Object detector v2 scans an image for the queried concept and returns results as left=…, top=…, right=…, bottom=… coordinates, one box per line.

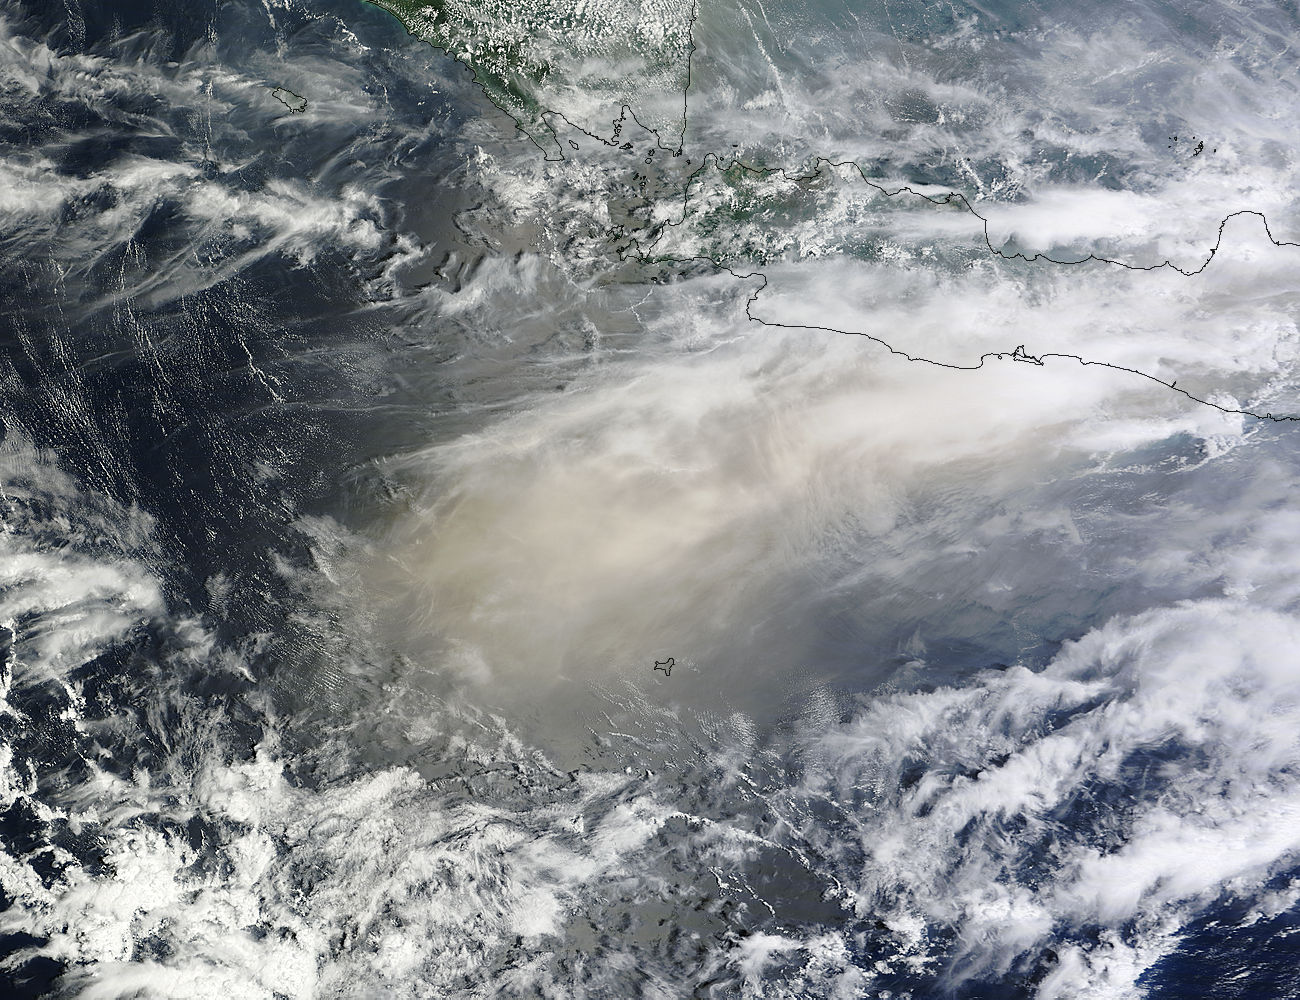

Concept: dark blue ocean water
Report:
left=2, top=0, right=1300, bottom=995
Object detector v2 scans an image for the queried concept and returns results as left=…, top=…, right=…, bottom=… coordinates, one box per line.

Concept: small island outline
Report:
left=272, top=87, right=308, bottom=113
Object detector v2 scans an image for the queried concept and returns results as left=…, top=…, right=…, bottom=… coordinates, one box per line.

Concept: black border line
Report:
left=627, top=154, right=1300, bottom=421
left=376, top=0, right=1299, bottom=423
left=364, top=0, right=697, bottom=159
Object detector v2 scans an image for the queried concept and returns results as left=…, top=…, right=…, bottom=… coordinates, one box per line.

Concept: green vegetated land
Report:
left=367, top=0, right=693, bottom=147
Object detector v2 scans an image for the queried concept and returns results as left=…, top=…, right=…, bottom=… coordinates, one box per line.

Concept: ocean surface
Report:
left=3, top=0, right=1300, bottom=995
